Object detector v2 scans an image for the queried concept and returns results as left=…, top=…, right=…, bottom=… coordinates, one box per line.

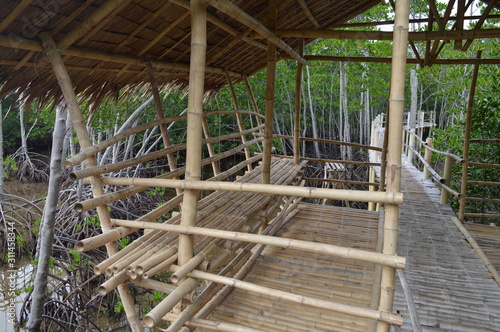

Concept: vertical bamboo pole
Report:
left=377, top=0, right=410, bottom=330
left=262, top=0, right=277, bottom=184
left=368, top=168, right=376, bottom=211
left=146, top=63, right=183, bottom=195
left=293, top=39, right=304, bottom=165
left=423, top=138, right=433, bottom=180
left=459, top=51, right=481, bottom=221
left=407, top=129, right=415, bottom=163
left=225, top=70, right=252, bottom=171
left=201, top=117, right=220, bottom=176
left=178, top=0, right=207, bottom=266
left=440, top=150, right=454, bottom=205
left=39, top=32, right=143, bottom=332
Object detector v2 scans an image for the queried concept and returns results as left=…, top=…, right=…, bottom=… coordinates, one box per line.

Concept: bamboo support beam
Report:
left=168, top=265, right=403, bottom=326
left=275, top=28, right=500, bottom=41
left=103, top=178, right=403, bottom=204
left=377, top=0, right=410, bottom=330
left=293, top=39, right=304, bottom=165
left=201, top=117, right=221, bottom=176
left=459, top=51, right=481, bottom=221
left=39, top=32, right=142, bottom=331
left=112, top=219, right=406, bottom=269
left=200, top=0, right=306, bottom=65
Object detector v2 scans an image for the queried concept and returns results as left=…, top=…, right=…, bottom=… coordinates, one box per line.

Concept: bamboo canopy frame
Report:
left=2, top=1, right=500, bottom=331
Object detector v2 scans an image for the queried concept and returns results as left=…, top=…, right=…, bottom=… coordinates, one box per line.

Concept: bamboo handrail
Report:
left=404, top=143, right=444, bottom=183
left=465, top=196, right=500, bottom=204
left=71, top=131, right=263, bottom=180
left=111, top=219, right=406, bottom=269
left=270, top=133, right=383, bottom=152
left=102, top=178, right=403, bottom=204
left=467, top=180, right=500, bottom=187
left=469, top=139, right=500, bottom=144
left=464, top=213, right=500, bottom=219
left=404, top=129, right=462, bottom=162
left=273, top=154, right=381, bottom=167
left=303, top=177, right=380, bottom=187
left=167, top=265, right=403, bottom=326
left=66, top=110, right=263, bottom=167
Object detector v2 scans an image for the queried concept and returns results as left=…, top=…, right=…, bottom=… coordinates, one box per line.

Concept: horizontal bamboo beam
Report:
left=275, top=28, right=500, bottom=41
left=465, top=196, right=500, bottom=204
left=303, top=177, right=380, bottom=187
left=469, top=139, right=500, bottom=144
left=464, top=213, right=500, bottom=219
left=167, top=265, right=403, bottom=325
left=291, top=55, right=500, bottom=65
left=112, top=219, right=406, bottom=269
left=0, top=34, right=242, bottom=78
left=270, top=133, right=383, bottom=151
left=468, top=162, right=500, bottom=169
left=103, top=178, right=403, bottom=204
left=273, top=154, right=380, bottom=167
left=467, top=180, right=500, bottom=187
left=405, top=129, right=462, bottom=162
left=200, top=0, right=307, bottom=65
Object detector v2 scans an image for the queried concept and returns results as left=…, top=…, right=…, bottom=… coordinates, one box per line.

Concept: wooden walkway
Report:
left=393, top=161, right=500, bottom=331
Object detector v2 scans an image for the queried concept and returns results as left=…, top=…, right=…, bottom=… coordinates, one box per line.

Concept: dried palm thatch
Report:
left=0, top=0, right=381, bottom=108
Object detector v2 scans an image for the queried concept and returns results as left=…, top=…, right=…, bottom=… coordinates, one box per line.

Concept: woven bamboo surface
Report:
left=393, top=161, right=500, bottom=331
left=203, top=203, right=381, bottom=332
left=464, top=223, right=500, bottom=276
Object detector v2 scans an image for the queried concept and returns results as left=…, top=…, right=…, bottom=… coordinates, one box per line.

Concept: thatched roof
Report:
left=0, top=0, right=382, bottom=106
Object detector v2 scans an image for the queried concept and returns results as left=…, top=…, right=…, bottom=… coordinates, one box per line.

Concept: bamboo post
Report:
left=225, top=70, right=252, bottom=171
left=418, top=112, right=425, bottom=148
left=293, top=39, right=304, bottom=165
left=440, top=150, right=454, bottom=204
left=146, top=62, right=182, bottom=195
left=459, top=51, right=481, bottom=221
left=262, top=0, right=277, bottom=184
left=178, top=0, right=207, bottom=268
left=377, top=0, right=410, bottom=330
left=39, top=32, right=143, bottom=332
left=423, top=138, right=433, bottom=180
left=407, top=129, right=415, bottom=163
left=368, top=167, right=376, bottom=211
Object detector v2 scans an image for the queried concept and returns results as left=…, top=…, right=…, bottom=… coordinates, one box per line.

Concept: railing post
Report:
left=423, top=138, right=433, bottom=180
left=441, top=149, right=454, bottom=205
left=368, top=167, right=376, bottom=211
left=407, top=129, right=415, bottom=163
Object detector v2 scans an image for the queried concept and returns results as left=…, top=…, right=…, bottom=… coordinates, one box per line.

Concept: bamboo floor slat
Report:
left=201, top=204, right=381, bottom=331
left=392, top=160, right=500, bottom=331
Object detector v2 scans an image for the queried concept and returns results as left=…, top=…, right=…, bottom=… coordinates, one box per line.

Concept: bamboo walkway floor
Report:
left=203, top=204, right=381, bottom=332
left=393, top=160, right=500, bottom=331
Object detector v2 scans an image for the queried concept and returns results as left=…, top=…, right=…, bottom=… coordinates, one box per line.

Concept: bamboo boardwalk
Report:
left=393, top=160, right=500, bottom=331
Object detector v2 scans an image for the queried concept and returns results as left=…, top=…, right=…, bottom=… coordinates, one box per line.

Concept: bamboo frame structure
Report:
left=459, top=51, right=481, bottom=221
left=293, top=39, right=303, bottom=165
left=39, top=32, right=143, bottom=331
left=377, top=0, right=410, bottom=331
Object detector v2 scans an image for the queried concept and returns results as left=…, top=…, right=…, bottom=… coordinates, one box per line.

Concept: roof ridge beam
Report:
left=200, top=0, right=307, bottom=65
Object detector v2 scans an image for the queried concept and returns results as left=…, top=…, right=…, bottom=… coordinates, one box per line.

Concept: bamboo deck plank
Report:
left=392, top=160, right=500, bottom=331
